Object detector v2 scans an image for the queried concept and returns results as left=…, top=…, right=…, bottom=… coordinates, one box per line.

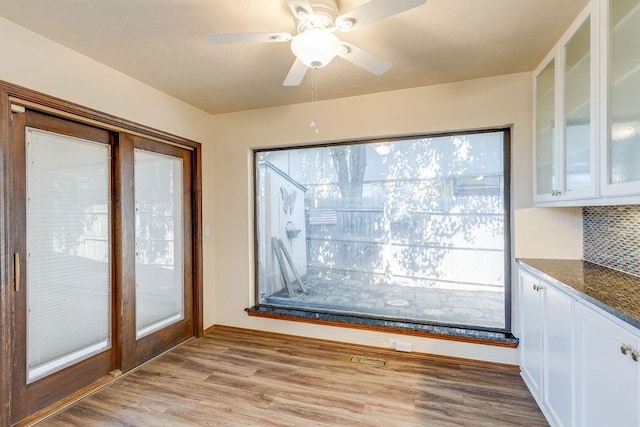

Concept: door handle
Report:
left=14, top=252, right=20, bottom=292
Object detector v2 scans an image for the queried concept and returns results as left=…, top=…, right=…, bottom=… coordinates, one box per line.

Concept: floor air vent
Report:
left=348, top=355, right=387, bottom=367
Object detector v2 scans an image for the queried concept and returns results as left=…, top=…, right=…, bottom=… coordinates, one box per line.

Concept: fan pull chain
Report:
left=310, top=68, right=319, bottom=135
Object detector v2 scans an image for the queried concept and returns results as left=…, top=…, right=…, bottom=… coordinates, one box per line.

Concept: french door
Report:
left=10, top=110, right=115, bottom=421
left=131, top=137, right=193, bottom=365
left=10, top=109, right=194, bottom=422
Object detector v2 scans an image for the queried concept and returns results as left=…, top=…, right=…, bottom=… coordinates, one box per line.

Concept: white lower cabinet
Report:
left=574, top=302, right=640, bottom=427
left=520, top=271, right=544, bottom=400
left=520, top=267, right=640, bottom=426
left=519, top=269, right=574, bottom=427
left=542, top=284, right=574, bottom=427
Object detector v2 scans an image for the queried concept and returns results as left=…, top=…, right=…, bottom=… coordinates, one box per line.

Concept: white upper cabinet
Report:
left=600, top=0, right=640, bottom=197
left=534, top=0, right=640, bottom=205
left=534, top=4, right=597, bottom=204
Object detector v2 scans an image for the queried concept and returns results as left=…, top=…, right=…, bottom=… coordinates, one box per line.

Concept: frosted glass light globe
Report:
left=291, top=28, right=341, bottom=68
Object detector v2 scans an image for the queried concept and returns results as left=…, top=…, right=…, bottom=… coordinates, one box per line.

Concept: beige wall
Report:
left=1, top=15, right=584, bottom=365
left=515, top=207, right=583, bottom=259
left=0, top=17, right=217, bottom=326
left=212, top=72, right=585, bottom=364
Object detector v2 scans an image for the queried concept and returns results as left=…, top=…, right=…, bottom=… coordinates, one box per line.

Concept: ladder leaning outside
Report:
left=271, top=237, right=306, bottom=297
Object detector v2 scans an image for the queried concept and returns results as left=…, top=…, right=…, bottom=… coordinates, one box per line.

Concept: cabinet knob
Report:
left=621, top=344, right=632, bottom=355
left=632, top=349, right=639, bottom=362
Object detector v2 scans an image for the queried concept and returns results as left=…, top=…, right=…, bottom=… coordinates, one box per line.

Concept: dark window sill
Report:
left=246, top=305, right=518, bottom=348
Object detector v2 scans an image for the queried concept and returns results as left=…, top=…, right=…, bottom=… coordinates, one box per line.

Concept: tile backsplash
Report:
left=583, top=205, right=640, bottom=276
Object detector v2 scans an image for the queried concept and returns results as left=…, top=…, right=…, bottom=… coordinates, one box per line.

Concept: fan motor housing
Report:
left=295, top=0, right=339, bottom=33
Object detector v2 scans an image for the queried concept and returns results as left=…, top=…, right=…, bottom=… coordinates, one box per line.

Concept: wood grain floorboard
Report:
left=38, top=328, right=547, bottom=426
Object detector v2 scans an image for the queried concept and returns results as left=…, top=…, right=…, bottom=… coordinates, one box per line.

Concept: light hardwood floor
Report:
left=38, top=327, right=548, bottom=426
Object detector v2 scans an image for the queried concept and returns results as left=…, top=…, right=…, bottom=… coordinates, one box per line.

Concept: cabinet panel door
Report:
left=574, top=302, right=639, bottom=427
left=603, top=0, right=640, bottom=196
left=520, top=271, right=543, bottom=399
left=543, top=285, right=574, bottom=427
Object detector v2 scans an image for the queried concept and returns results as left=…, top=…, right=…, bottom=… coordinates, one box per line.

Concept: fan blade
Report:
left=207, top=32, right=292, bottom=44
left=336, top=0, right=426, bottom=32
left=285, top=0, right=315, bottom=21
left=283, top=59, right=308, bottom=86
left=338, top=42, right=392, bottom=75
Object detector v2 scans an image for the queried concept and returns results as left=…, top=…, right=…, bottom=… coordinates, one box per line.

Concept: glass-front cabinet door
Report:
left=563, top=14, right=596, bottom=199
left=602, top=0, right=640, bottom=196
left=534, top=4, right=597, bottom=204
left=535, top=57, right=557, bottom=201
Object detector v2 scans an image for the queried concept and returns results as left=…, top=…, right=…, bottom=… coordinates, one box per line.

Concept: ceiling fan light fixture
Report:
left=291, top=28, right=341, bottom=68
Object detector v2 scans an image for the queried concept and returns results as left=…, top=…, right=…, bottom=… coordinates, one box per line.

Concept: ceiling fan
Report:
left=207, top=0, right=427, bottom=86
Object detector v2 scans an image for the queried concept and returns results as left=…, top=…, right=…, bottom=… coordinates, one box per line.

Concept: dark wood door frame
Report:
left=114, top=133, right=137, bottom=373
left=0, top=80, right=204, bottom=427
left=0, top=84, right=13, bottom=427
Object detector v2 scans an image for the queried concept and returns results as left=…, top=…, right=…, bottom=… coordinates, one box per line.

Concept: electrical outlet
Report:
left=395, top=341, right=412, bottom=352
left=388, top=338, right=399, bottom=349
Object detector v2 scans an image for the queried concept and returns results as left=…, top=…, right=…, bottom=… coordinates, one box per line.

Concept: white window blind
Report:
left=134, top=149, right=184, bottom=339
left=26, top=128, right=111, bottom=382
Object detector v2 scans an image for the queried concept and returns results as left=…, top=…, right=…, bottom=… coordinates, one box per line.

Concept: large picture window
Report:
left=255, top=130, right=510, bottom=332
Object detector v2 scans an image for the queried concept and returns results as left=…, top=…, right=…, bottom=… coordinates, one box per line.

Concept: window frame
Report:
left=252, top=128, right=512, bottom=337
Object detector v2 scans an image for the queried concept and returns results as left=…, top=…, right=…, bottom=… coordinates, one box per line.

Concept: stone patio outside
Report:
left=267, top=269, right=506, bottom=330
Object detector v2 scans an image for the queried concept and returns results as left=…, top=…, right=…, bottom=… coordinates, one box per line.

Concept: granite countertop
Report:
left=518, top=258, right=640, bottom=331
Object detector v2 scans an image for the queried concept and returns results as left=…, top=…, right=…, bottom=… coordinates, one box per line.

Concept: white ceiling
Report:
left=0, top=0, right=588, bottom=114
